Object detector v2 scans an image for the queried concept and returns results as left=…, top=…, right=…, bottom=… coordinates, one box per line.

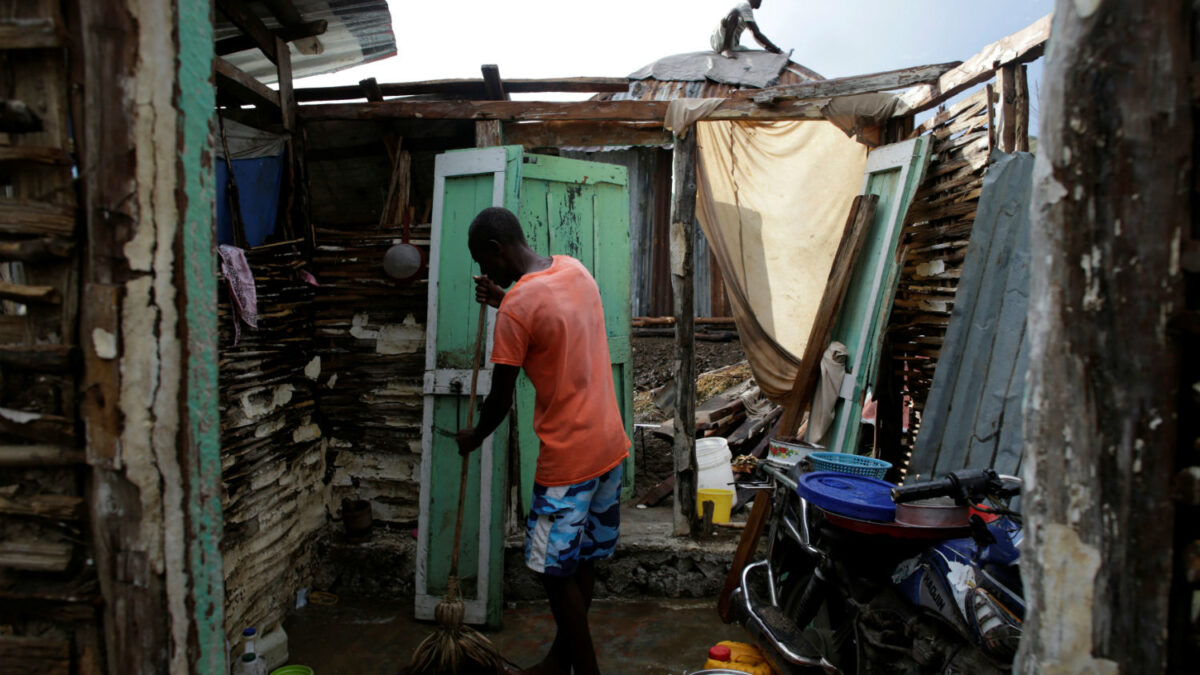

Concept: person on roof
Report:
left=712, top=0, right=783, bottom=57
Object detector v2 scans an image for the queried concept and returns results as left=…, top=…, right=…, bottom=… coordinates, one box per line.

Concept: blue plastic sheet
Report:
left=216, top=152, right=285, bottom=247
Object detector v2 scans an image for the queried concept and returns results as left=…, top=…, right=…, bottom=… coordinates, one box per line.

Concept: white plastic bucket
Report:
left=696, top=437, right=735, bottom=493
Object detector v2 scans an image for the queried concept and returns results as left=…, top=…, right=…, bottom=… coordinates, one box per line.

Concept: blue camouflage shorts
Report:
left=525, top=463, right=623, bottom=577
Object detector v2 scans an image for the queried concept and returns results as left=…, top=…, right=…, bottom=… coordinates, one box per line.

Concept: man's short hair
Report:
left=469, top=207, right=527, bottom=246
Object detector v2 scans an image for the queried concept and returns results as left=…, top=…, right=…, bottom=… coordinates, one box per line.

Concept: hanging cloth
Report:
left=218, top=244, right=258, bottom=344
left=694, top=119, right=867, bottom=402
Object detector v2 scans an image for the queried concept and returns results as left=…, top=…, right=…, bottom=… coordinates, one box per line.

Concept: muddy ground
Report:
left=631, top=336, right=747, bottom=497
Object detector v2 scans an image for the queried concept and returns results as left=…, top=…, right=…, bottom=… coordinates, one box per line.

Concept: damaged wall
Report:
left=314, top=225, right=429, bottom=525
left=218, top=242, right=327, bottom=645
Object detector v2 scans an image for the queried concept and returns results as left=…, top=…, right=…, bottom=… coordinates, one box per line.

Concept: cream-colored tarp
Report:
left=695, top=120, right=868, bottom=402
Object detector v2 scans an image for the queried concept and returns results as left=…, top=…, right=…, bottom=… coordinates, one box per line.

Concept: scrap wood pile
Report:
left=888, top=87, right=995, bottom=438
left=636, top=361, right=781, bottom=507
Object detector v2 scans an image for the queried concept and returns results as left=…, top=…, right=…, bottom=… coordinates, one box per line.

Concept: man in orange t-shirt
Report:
left=456, top=207, right=630, bottom=675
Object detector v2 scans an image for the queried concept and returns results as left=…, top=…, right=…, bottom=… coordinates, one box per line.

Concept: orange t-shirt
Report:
left=491, top=255, right=631, bottom=486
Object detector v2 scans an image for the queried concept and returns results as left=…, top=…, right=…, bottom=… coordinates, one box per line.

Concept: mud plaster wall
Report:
left=219, top=243, right=326, bottom=643
left=313, top=225, right=429, bottom=526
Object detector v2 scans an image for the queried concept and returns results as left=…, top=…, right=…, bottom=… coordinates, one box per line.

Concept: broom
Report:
left=408, top=303, right=507, bottom=675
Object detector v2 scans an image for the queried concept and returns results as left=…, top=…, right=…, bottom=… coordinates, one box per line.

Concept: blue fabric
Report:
left=216, top=153, right=285, bottom=247
left=525, top=463, right=623, bottom=576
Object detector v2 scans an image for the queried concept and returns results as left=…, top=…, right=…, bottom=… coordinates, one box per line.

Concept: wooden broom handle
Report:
left=449, top=303, right=489, bottom=580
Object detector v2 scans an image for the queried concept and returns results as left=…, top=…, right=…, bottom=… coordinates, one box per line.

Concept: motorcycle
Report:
left=729, top=461, right=1024, bottom=674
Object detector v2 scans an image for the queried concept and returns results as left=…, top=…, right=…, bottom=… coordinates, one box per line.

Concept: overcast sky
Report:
left=299, top=0, right=1051, bottom=120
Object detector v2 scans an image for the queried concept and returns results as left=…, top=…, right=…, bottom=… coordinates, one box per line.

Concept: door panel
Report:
left=417, top=146, right=518, bottom=629
left=820, top=138, right=931, bottom=454
left=513, top=154, right=633, bottom=510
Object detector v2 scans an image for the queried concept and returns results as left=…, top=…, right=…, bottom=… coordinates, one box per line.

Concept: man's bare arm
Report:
left=456, top=363, right=520, bottom=456
left=748, top=21, right=782, bottom=53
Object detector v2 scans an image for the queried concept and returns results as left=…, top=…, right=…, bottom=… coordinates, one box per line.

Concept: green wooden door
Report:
left=512, top=153, right=633, bottom=513
left=819, top=137, right=931, bottom=454
left=416, top=146, right=521, bottom=629
left=416, top=147, right=631, bottom=629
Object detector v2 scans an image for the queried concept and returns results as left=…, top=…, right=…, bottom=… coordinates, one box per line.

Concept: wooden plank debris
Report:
left=0, top=17, right=63, bottom=49
left=0, top=493, right=83, bottom=520
left=0, top=636, right=70, bottom=675
left=0, top=146, right=72, bottom=165
left=744, top=61, right=961, bottom=104
left=0, top=200, right=74, bottom=236
left=0, top=281, right=61, bottom=304
left=899, top=14, right=1051, bottom=114
left=0, top=237, right=73, bottom=262
left=0, top=541, right=73, bottom=572
left=0, top=344, right=75, bottom=371
left=0, top=444, right=85, bottom=466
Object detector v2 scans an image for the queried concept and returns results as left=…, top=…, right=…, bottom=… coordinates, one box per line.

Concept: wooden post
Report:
left=475, top=120, right=502, bottom=147
left=1017, top=1, right=1189, bottom=672
left=998, top=64, right=1017, bottom=152
left=669, top=132, right=698, bottom=536
left=1014, top=64, right=1030, bottom=152
left=985, top=83, right=996, bottom=152
left=73, top=0, right=226, bottom=672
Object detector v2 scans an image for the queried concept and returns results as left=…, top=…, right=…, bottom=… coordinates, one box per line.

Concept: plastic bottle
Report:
left=702, top=640, right=774, bottom=674
left=232, top=628, right=267, bottom=675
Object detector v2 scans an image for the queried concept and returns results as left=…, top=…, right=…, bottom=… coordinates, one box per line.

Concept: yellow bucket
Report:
left=696, top=488, right=733, bottom=523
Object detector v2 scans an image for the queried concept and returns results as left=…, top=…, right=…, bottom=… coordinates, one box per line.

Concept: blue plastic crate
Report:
left=808, top=452, right=892, bottom=480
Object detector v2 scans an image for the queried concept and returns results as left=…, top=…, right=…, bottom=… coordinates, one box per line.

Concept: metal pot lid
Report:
left=797, top=471, right=897, bottom=522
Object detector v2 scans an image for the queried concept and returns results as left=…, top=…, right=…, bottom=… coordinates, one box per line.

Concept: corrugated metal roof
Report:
left=596, top=50, right=823, bottom=103
left=217, top=0, right=396, bottom=84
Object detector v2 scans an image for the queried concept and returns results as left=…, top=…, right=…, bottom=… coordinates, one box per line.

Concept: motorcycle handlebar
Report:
left=891, top=468, right=1016, bottom=504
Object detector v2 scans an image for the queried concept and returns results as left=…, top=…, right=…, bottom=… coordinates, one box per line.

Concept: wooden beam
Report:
left=779, top=195, right=879, bottom=436
left=0, top=444, right=85, bottom=466
left=0, top=17, right=63, bottom=49
left=0, top=145, right=72, bottom=165
left=899, top=14, right=1052, bottom=114
left=0, top=237, right=73, bottom=262
left=300, top=98, right=827, bottom=122
left=294, top=77, right=630, bottom=102
left=0, top=344, right=75, bottom=371
left=215, top=0, right=278, bottom=64
left=0, top=281, right=61, bottom=304
left=214, top=57, right=280, bottom=110
left=670, top=132, right=698, bottom=537
left=276, top=36, right=296, bottom=132
left=744, top=61, right=961, bottom=104
left=215, top=19, right=326, bottom=56
left=260, top=0, right=304, bottom=26
left=0, top=99, right=42, bottom=133
left=502, top=121, right=672, bottom=148
left=481, top=64, right=509, bottom=100
left=0, top=199, right=75, bottom=236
